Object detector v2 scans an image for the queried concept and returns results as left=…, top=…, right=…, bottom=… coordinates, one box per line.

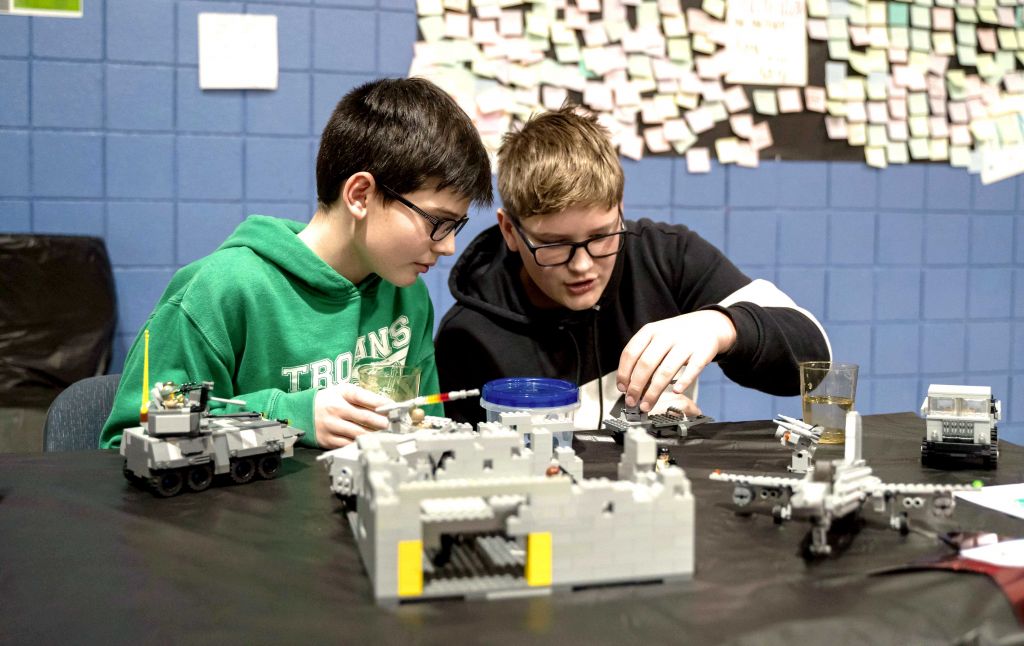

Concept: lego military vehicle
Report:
left=920, top=384, right=1000, bottom=469
left=121, top=380, right=304, bottom=497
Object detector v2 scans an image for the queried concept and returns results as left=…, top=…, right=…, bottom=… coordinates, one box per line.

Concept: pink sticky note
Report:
left=977, top=29, right=997, bottom=52
left=584, top=82, right=615, bottom=111
left=543, top=86, right=569, bottom=110
left=932, top=8, right=954, bottom=30
left=663, top=118, right=691, bottom=141
left=749, top=122, right=773, bottom=151
left=686, top=147, right=711, bottom=173
left=867, top=101, right=888, bottom=124
left=887, top=120, right=909, bottom=141
left=777, top=87, right=802, bottom=113
left=685, top=106, right=715, bottom=134
left=499, top=10, right=523, bottom=37
left=723, top=85, right=750, bottom=112
left=583, top=23, right=608, bottom=47
left=807, top=19, right=828, bottom=40
left=644, top=126, right=671, bottom=153
left=736, top=143, right=759, bottom=168
left=929, top=116, right=949, bottom=138
left=888, top=97, right=908, bottom=120
left=472, top=19, right=499, bottom=44
left=950, top=124, right=972, bottom=146
left=619, top=134, right=645, bottom=161
left=729, top=113, right=754, bottom=138
left=825, top=116, right=848, bottom=140
left=948, top=101, right=969, bottom=123
left=804, top=87, right=827, bottom=112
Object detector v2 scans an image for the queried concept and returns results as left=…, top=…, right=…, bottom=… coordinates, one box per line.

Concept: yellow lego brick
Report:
left=397, top=540, right=423, bottom=597
left=525, top=532, right=552, bottom=587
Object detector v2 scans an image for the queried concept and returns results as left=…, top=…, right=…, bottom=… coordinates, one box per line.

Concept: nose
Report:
left=566, top=244, right=594, bottom=273
left=432, top=233, right=456, bottom=257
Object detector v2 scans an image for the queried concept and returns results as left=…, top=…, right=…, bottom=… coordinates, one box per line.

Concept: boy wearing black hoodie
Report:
left=435, top=106, right=830, bottom=428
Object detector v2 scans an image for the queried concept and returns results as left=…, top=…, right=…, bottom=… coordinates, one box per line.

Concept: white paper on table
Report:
left=957, top=483, right=1024, bottom=519
left=198, top=13, right=278, bottom=91
left=961, top=539, right=1024, bottom=568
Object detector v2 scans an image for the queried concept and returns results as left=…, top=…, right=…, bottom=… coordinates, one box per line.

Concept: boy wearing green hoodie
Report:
left=101, top=78, right=492, bottom=449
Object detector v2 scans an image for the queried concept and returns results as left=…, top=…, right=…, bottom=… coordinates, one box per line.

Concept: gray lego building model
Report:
left=318, top=413, right=694, bottom=604
left=121, top=381, right=304, bottom=497
left=709, top=411, right=981, bottom=557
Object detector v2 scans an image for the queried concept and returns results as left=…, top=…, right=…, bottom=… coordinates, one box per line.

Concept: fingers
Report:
left=639, top=346, right=692, bottom=411
left=623, top=338, right=672, bottom=410
left=617, top=326, right=653, bottom=397
left=671, top=345, right=716, bottom=398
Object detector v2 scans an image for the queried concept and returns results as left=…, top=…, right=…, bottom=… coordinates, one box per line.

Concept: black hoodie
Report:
left=435, top=218, right=831, bottom=428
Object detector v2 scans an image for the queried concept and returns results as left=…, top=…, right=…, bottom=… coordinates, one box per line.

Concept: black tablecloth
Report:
left=2, top=413, right=1022, bottom=645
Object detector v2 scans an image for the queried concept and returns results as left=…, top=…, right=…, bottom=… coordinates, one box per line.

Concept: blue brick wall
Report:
left=2, top=1, right=1022, bottom=444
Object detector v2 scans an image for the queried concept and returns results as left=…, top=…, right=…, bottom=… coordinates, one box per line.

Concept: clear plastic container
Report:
left=480, top=377, right=579, bottom=448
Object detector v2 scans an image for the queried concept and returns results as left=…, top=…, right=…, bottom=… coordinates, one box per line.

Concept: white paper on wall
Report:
left=198, top=13, right=279, bottom=91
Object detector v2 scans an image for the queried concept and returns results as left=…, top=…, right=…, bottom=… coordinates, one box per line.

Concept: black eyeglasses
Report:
left=378, top=184, right=469, bottom=242
left=510, top=212, right=631, bottom=267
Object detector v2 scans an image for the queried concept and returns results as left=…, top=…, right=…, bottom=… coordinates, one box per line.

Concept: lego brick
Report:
left=967, top=322, right=1011, bottom=372
left=777, top=161, right=828, bottom=208
left=922, top=268, right=967, bottom=319
left=106, top=0, right=175, bottom=63
left=106, top=65, right=174, bottom=132
left=673, top=158, right=726, bottom=206
left=32, top=2, right=103, bottom=59
left=925, top=213, right=969, bottom=265
left=245, top=137, right=313, bottom=201
left=728, top=163, right=779, bottom=208
left=924, top=165, right=971, bottom=211
left=873, top=322, right=920, bottom=375
left=177, top=136, right=244, bottom=200
left=106, top=202, right=175, bottom=266
left=875, top=268, right=921, bottom=320
left=107, top=134, right=175, bottom=199
left=246, top=72, right=311, bottom=135
left=313, top=8, right=376, bottom=72
left=969, top=215, right=1013, bottom=265
left=32, top=132, right=103, bottom=198
left=396, top=540, right=423, bottom=598
left=829, top=211, right=875, bottom=265
left=827, top=268, right=874, bottom=321
left=878, top=165, right=925, bottom=209
left=968, top=268, right=1012, bottom=319
left=0, top=132, right=30, bottom=197
left=32, top=201, right=104, bottom=237
left=878, top=211, right=923, bottom=265
left=622, top=157, right=673, bottom=207
left=0, top=60, right=29, bottom=127
left=829, top=162, right=878, bottom=208
left=176, top=203, right=245, bottom=265
left=31, top=61, right=103, bottom=129
left=727, top=210, right=776, bottom=265
left=0, top=201, right=31, bottom=233
left=176, top=1, right=245, bottom=65
left=378, top=10, right=417, bottom=75
left=176, top=69, right=244, bottom=134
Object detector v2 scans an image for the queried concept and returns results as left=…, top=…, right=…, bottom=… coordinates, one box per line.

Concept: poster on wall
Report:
left=0, top=0, right=82, bottom=17
left=409, top=0, right=1024, bottom=183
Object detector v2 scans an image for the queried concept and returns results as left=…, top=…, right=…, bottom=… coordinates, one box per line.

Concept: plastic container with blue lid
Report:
left=480, top=377, right=579, bottom=447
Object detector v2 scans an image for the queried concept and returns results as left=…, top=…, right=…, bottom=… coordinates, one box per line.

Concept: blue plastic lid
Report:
left=481, top=377, right=579, bottom=408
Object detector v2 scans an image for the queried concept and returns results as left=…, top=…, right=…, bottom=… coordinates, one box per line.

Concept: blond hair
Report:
left=497, top=106, right=623, bottom=220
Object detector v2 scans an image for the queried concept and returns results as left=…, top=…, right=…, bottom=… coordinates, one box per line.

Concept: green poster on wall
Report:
left=0, top=0, right=82, bottom=17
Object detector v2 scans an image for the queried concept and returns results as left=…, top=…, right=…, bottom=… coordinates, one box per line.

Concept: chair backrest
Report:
left=43, top=374, right=121, bottom=451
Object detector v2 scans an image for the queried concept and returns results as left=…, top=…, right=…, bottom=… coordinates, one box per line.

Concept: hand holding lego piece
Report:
left=314, top=383, right=393, bottom=449
left=616, top=310, right=736, bottom=413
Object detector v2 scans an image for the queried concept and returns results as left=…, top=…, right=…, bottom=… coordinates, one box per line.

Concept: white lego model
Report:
left=920, top=384, right=1000, bottom=470
left=774, top=414, right=823, bottom=474
left=121, top=380, right=304, bottom=497
left=318, top=418, right=694, bottom=604
left=710, top=411, right=981, bottom=557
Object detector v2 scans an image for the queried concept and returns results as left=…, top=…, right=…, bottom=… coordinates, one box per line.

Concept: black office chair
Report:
left=43, top=374, right=121, bottom=451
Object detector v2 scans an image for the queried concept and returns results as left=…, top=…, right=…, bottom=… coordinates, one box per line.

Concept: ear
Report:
left=341, top=172, right=376, bottom=220
left=496, top=209, right=520, bottom=252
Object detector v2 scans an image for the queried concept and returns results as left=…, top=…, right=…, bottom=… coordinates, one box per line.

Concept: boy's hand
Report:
left=313, top=384, right=393, bottom=449
left=616, top=310, right=737, bottom=414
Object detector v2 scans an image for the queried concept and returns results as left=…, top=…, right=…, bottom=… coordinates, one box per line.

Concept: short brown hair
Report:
left=497, top=106, right=623, bottom=220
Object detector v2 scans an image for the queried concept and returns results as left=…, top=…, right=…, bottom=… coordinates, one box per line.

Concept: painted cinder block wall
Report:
left=2, top=0, right=1022, bottom=441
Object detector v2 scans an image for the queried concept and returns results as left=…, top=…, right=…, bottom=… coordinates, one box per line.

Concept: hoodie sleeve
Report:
left=434, top=307, right=501, bottom=425
left=653, top=223, right=832, bottom=397
left=99, top=299, right=320, bottom=449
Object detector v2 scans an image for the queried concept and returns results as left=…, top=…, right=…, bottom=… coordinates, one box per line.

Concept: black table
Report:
left=3, top=413, right=1023, bottom=645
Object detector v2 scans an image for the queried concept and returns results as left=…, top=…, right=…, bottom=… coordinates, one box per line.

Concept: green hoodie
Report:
left=100, top=215, right=440, bottom=449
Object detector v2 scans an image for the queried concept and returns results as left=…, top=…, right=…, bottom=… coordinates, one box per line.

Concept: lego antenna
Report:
left=139, top=329, right=150, bottom=423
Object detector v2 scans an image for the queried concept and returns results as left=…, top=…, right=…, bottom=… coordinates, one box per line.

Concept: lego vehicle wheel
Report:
left=153, top=470, right=184, bottom=497
left=894, top=513, right=909, bottom=535
left=122, top=460, right=134, bottom=482
left=771, top=505, right=786, bottom=525
left=257, top=453, right=282, bottom=479
left=230, top=457, right=256, bottom=484
left=186, top=463, right=214, bottom=492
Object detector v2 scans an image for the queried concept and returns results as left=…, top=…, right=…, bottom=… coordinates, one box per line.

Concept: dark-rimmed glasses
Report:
left=510, top=212, right=631, bottom=267
left=378, top=184, right=469, bottom=242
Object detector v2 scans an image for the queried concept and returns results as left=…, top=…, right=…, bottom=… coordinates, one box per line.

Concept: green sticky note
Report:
left=956, top=7, right=978, bottom=23
left=888, top=2, right=910, bottom=25
left=752, top=89, right=779, bottom=115
left=911, top=5, right=931, bottom=27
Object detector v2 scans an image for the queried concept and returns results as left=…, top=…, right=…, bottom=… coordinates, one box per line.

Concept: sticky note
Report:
left=686, top=147, right=711, bottom=173
left=778, top=87, right=803, bottom=112
left=805, top=86, right=827, bottom=112
left=752, top=89, right=779, bottom=115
